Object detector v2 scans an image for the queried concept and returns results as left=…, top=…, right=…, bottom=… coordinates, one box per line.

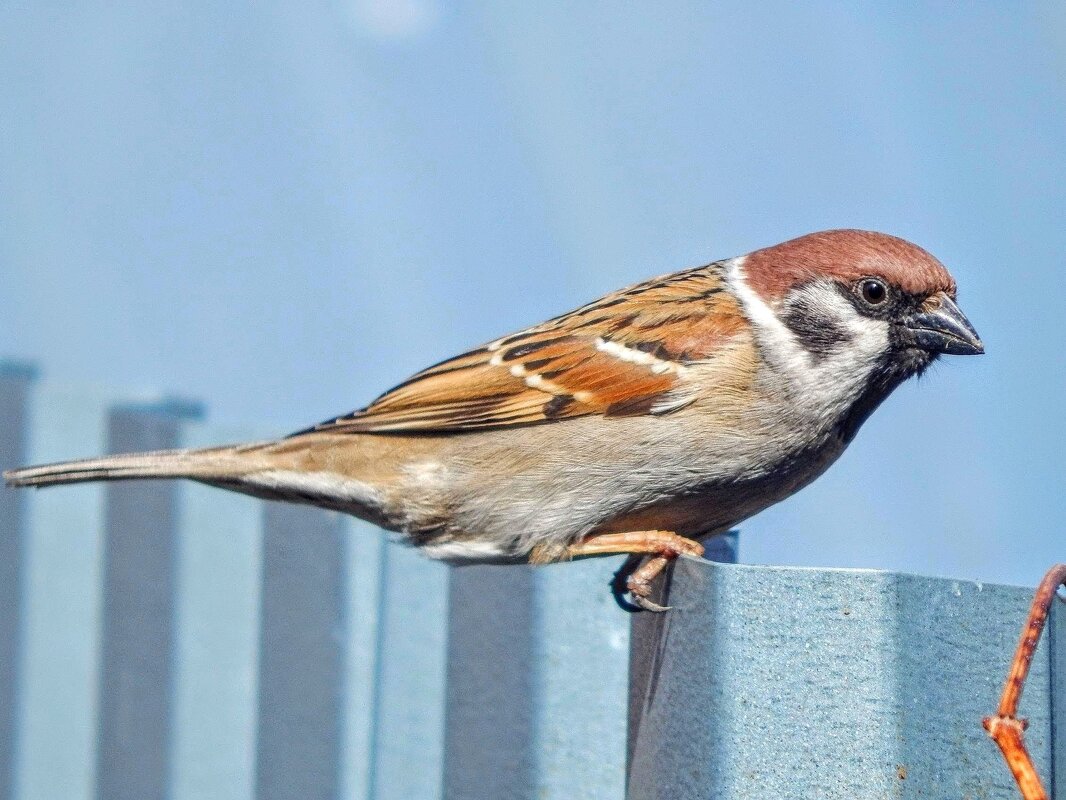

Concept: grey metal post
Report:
left=444, top=554, right=644, bottom=799
left=627, top=558, right=1060, bottom=799
left=168, top=420, right=265, bottom=800
left=444, top=533, right=737, bottom=800
left=254, top=504, right=346, bottom=800
left=367, top=545, right=449, bottom=800
left=628, top=532, right=738, bottom=769
left=95, top=400, right=202, bottom=800
left=444, top=565, right=536, bottom=798
left=0, top=362, right=37, bottom=800
left=15, top=380, right=114, bottom=800
left=336, top=521, right=385, bottom=800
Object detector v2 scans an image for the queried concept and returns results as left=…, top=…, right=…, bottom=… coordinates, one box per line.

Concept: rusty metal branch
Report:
left=983, top=563, right=1066, bottom=800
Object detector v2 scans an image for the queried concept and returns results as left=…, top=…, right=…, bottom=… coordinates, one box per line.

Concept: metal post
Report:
left=444, top=554, right=641, bottom=799
left=254, top=504, right=347, bottom=800
left=444, top=565, right=536, bottom=799
left=338, top=520, right=386, bottom=800
left=15, top=380, right=113, bottom=800
left=95, top=400, right=202, bottom=800
left=628, top=532, right=738, bottom=769
left=367, top=545, right=449, bottom=800
left=169, top=421, right=265, bottom=800
left=0, top=363, right=36, bottom=800
left=627, top=558, right=1060, bottom=799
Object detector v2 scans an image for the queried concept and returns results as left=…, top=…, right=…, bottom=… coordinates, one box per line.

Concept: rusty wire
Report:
left=983, top=563, right=1066, bottom=800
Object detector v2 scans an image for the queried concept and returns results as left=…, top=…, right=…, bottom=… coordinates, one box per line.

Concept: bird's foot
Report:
left=565, top=530, right=704, bottom=612
left=625, top=556, right=673, bottom=612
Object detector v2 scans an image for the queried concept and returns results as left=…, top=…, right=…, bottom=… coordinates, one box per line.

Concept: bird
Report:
left=4, top=229, right=983, bottom=611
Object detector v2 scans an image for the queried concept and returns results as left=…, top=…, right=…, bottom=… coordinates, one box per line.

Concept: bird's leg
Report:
left=564, top=530, right=704, bottom=612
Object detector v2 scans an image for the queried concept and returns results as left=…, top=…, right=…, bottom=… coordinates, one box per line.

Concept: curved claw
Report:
left=631, top=593, right=671, bottom=613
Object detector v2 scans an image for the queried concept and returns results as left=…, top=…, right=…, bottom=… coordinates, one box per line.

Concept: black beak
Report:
left=903, top=294, right=984, bottom=356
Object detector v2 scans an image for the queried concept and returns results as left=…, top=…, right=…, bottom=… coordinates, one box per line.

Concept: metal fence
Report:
left=0, top=362, right=635, bottom=800
left=0, top=362, right=1060, bottom=799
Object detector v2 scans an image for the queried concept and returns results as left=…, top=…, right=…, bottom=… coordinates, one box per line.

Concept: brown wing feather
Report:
left=305, top=262, right=745, bottom=434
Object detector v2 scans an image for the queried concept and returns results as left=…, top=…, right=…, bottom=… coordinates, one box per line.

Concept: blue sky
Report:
left=2, top=2, right=1064, bottom=586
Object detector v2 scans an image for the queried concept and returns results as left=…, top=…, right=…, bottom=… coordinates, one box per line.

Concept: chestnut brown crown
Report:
left=743, top=229, right=957, bottom=301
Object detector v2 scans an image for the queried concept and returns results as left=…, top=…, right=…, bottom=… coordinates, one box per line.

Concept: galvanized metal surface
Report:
left=15, top=377, right=114, bottom=800
left=1054, top=604, right=1065, bottom=798
left=367, top=545, right=449, bottom=800
left=0, top=365, right=33, bottom=800
left=96, top=404, right=194, bottom=800
left=170, top=421, right=263, bottom=800
left=627, top=557, right=1059, bottom=799
left=445, top=562, right=537, bottom=798
left=255, top=504, right=346, bottom=800
left=445, top=559, right=632, bottom=800
left=628, top=532, right=739, bottom=769
left=0, top=366, right=454, bottom=800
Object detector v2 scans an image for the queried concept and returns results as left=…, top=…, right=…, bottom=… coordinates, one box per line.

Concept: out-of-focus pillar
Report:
left=94, top=400, right=202, bottom=800
left=444, top=555, right=637, bottom=800
left=254, top=504, right=347, bottom=800
left=15, top=380, right=114, bottom=800
left=169, top=421, right=264, bottom=800
left=0, top=362, right=37, bottom=800
left=367, top=545, right=449, bottom=800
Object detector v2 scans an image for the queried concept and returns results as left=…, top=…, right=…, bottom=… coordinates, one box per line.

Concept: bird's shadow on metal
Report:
left=622, top=556, right=678, bottom=779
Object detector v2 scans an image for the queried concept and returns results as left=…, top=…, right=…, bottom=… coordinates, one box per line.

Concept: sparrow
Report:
left=5, top=230, right=983, bottom=611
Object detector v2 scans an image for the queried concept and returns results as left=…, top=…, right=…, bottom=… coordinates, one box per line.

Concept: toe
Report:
left=678, top=539, right=705, bottom=558
left=631, top=593, right=671, bottom=613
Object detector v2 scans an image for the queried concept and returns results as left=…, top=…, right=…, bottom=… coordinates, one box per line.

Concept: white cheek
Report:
left=838, top=310, right=890, bottom=366
left=726, top=257, right=890, bottom=421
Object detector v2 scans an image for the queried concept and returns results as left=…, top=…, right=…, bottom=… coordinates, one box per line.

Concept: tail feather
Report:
left=3, top=445, right=259, bottom=488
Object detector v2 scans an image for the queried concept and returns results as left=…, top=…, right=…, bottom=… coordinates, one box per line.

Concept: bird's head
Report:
left=731, top=229, right=983, bottom=438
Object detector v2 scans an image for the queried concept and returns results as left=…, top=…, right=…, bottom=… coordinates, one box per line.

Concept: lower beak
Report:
left=903, top=294, right=984, bottom=356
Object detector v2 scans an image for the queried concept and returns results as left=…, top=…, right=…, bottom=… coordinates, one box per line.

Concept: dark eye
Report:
left=859, top=278, right=888, bottom=306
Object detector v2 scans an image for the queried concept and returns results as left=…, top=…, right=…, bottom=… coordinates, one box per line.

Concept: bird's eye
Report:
left=859, top=278, right=888, bottom=306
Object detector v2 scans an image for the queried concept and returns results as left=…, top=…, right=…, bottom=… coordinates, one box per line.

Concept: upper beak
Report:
left=903, top=293, right=984, bottom=356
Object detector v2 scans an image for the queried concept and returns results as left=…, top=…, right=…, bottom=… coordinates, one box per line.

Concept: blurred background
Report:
left=4, top=5, right=1066, bottom=800
left=2, top=2, right=1064, bottom=587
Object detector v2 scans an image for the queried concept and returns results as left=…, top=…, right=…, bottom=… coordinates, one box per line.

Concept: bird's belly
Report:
left=592, top=445, right=842, bottom=540
left=397, top=412, right=848, bottom=562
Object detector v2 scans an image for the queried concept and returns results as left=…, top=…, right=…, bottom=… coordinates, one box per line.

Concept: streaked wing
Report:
left=304, top=262, right=745, bottom=434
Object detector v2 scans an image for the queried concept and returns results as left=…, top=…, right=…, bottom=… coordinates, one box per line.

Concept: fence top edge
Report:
left=680, top=554, right=1041, bottom=596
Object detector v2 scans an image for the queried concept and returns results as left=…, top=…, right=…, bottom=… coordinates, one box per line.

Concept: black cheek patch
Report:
left=780, top=296, right=854, bottom=360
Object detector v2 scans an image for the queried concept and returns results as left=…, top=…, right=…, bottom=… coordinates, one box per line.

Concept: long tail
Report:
left=3, top=444, right=266, bottom=489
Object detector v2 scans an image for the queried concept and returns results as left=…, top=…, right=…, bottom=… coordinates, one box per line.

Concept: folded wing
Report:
left=303, top=263, right=745, bottom=434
